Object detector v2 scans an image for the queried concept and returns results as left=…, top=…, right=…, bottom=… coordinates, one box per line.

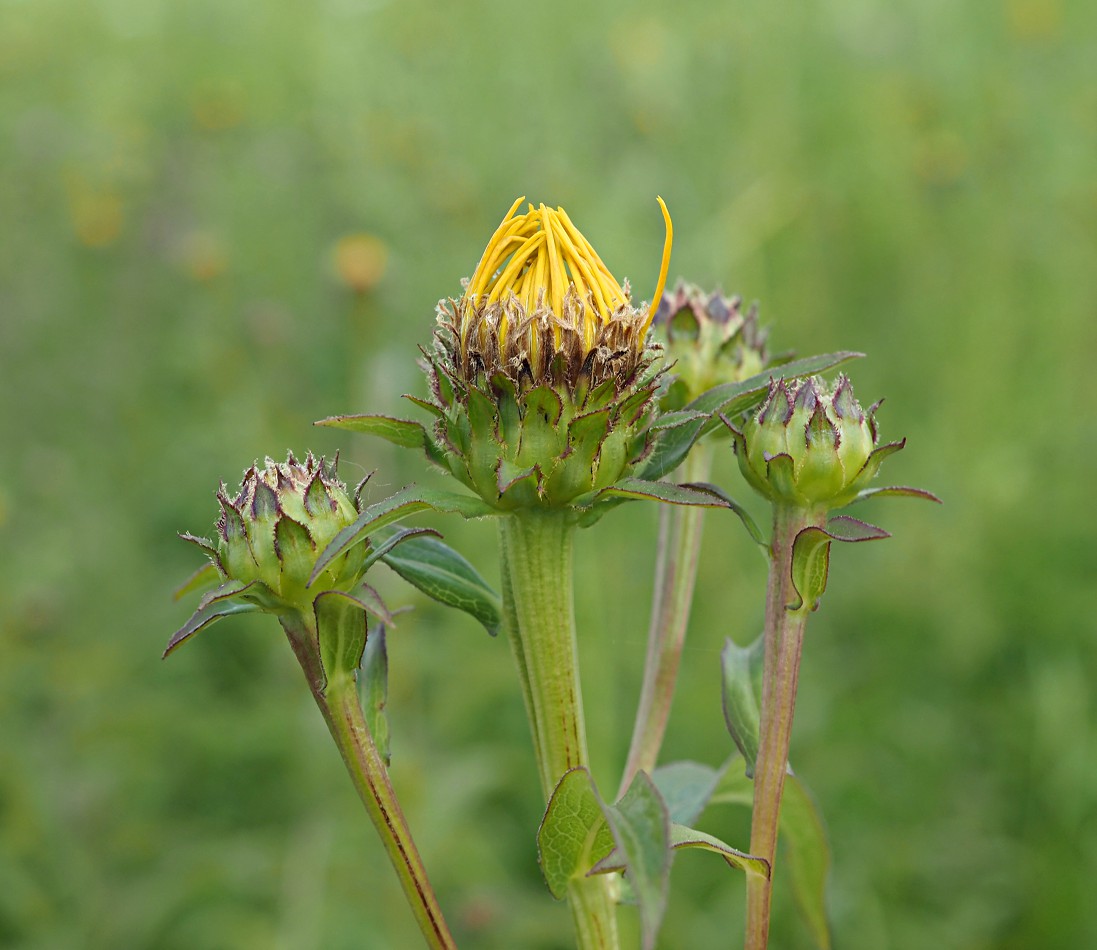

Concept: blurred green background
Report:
left=2, top=0, right=1095, bottom=947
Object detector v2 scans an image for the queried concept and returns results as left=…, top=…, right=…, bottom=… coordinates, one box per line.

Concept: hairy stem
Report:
left=744, top=505, right=824, bottom=950
left=620, top=441, right=713, bottom=796
left=498, top=511, right=619, bottom=950
left=281, top=617, right=458, bottom=950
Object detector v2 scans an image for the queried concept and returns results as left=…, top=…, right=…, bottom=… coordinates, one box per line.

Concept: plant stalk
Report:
left=498, top=510, right=619, bottom=950
left=620, top=441, right=713, bottom=796
left=281, top=617, right=458, bottom=950
left=744, top=504, right=824, bottom=950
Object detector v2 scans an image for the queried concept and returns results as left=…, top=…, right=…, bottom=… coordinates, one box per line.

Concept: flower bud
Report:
left=652, top=282, right=770, bottom=403
left=211, top=452, right=361, bottom=611
left=728, top=374, right=900, bottom=510
left=424, top=198, right=675, bottom=510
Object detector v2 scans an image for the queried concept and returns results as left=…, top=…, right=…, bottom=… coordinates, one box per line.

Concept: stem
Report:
left=619, top=441, right=713, bottom=796
left=281, top=617, right=458, bottom=950
left=744, top=505, right=825, bottom=950
left=498, top=510, right=619, bottom=950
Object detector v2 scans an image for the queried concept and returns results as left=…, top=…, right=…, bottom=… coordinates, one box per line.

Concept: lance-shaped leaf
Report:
left=314, top=583, right=390, bottom=679
left=851, top=485, right=942, bottom=505
left=594, top=825, right=768, bottom=880
left=163, top=580, right=261, bottom=657
left=359, top=624, right=390, bottom=766
left=172, top=560, right=221, bottom=602
left=651, top=760, right=723, bottom=825
left=381, top=533, right=503, bottom=636
left=721, top=635, right=765, bottom=775
left=596, top=772, right=672, bottom=950
left=361, top=526, right=442, bottom=573
left=782, top=772, right=833, bottom=950
left=788, top=516, right=891, bottom=614
left=316, top=414, right=429, bottom=449
left=537, top=767, right=616, bottom=900
left=597, top=477, right=736, bottom=508
left=309, top=485, right=494, bottom=586
left=681, top=481, right=767, bottom=548
left=709, top=758, right=833, bottom=950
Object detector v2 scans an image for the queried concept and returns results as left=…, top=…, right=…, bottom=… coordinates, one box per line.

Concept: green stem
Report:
left=744, top=505, right=824, bottom=950
left=498, top=510, right=619, bottom=950
left=619, top=441, right=713, bottom=796
left=281, top=618, right=458, bottom=950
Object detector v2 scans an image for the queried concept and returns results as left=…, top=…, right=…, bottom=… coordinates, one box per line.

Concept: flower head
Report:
left=165, top=452, right=384, bottom=662
left=397, top=198, right=678, bottom=511
left=443, top=197, right=672, bottom=393
left=726, top=375, right=905, bottom=510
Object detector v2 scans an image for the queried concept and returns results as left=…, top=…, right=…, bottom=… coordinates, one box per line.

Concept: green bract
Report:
left=726, top=375, right=903, bottom=510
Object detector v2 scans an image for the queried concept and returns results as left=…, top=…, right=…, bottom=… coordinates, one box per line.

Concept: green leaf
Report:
left=789, top=517, right=891, bottom=612
left=668, top=824, right=769, bottom=879
left=851, top=485, right=942, bottom=505
left=600, top=772, right=672, bottom=950
left=172, top=561, right=220, bottom=602
left=163, top=581, right=260, bottom=658
left=721, top=636, right=764, bottom=775
left=315, top=414, right=428, bottom=449
left=681, top=482, right=767, bottom=548
left=381, top=533, right=503, bottom=636
left=598, top=477, right=735, bottom=508
left=650, top=761, right=722, bottom=825
left=314, top=588, right=372, bottom=679
left=686, top=351, right=864, bottom=419
left=708, top=759, right=833, bottom=950
left=361, top=526, right=442, bottom=572
left=781, top=774, right=833, bottom=950
left=789, top=526, right=833, bottom=613
left=309, top=485, right=495, bottom=586
left=537, top=768, right=616, bottom=900
left=359, top=624, right=390, bottom=766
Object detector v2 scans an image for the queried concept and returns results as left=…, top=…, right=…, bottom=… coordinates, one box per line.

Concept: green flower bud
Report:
left=652, top=282, right=770, bottom=405
left=211, top=452, right=361, bottom=611
left=727, top=375, right=901, bottom=510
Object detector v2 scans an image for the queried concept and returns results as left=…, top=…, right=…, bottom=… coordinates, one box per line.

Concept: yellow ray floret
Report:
left=464, top=197, right=672, bottom=353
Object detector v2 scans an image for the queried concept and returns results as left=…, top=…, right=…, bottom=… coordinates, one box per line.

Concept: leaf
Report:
left=650, top=761, right=722, bottom=825
left=788, top=527, right=833, bottom=614
left=309, top=485, right=495, bottom=586
left=381, top=533, right=503, bottom=636
left=313, top=588, right=372, bottom=679
left=851, top=485, right=942, bottom=505
left=708, top=759, right=834, bottom=950
left=598, top=477, right=735, bottom=508
left=537, top=768, right=616, bottom=900
left=172, top=561, right=221, bottom=602
left=681, top=481, right=767, bottom=548
left=359, top=624, right=390, bottom=766
left=788, top=517, right=891, bottom=612
left=781, top=774, right=833, bottom=950
left=360, top=526, right=442, bottom=573
left=668, top=824, right=769, bottom=879
left=315, top=414, right=428, bottom=449
left=686, top=351, right=864, bottom=419
left=163, top=580, right=260, bottom=658
left=721, top=636, right=764, bottom=775
left=599, top=772, right=672, bottom=950
left=591, top=824, right=768, bottom=880
left=824, top=515, right=891, bottom=542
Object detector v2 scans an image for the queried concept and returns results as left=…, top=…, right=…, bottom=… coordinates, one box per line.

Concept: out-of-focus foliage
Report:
left=1, top=0, right=1094, bottom=947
